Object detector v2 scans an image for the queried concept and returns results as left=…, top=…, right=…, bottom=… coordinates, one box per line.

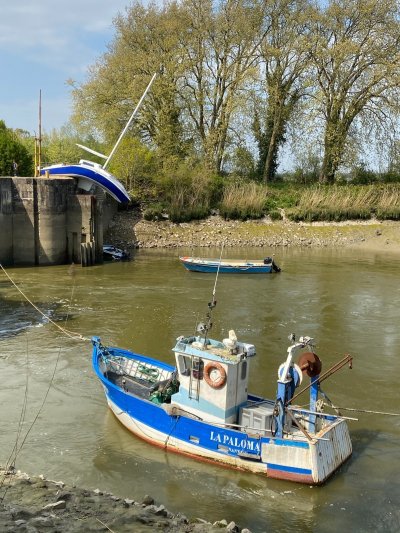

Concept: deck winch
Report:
left=274, top=335, right=321, bottom=437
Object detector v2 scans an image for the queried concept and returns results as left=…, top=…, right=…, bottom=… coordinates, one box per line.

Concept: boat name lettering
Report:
left=210, top=431, right=260, bottom=452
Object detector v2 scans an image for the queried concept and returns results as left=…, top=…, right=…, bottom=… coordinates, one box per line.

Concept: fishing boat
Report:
left=40, top=73, right=157, bottom=204
left=179, top=256, right=281, bottom=273
left=92, top=292, right=353, bottom=484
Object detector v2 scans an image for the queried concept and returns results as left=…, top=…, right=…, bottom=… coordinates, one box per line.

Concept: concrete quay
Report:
left=0, top=176, right=114, bottom=266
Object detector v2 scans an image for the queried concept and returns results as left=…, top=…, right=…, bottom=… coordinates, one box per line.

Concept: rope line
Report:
left=0, top=263, right=89, bottom=342
left=330, top=406, right=400, bottom=417
left=0, top=263, right=85, bottom=501
left=0, top=335, right=31, bottom=498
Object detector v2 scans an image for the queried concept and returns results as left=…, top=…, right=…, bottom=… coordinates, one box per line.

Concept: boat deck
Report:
left=106, top=371, right=156, bottom=400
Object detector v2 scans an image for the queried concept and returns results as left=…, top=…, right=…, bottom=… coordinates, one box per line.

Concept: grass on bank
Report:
left=287, top=184, right=400, bottom=221
left=142, top=179, right=400, bottom=223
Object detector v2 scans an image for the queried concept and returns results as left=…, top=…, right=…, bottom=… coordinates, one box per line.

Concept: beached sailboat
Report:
left=40, top=74, right=157, bottom=203
left=92, top=281, right=353, bottom=484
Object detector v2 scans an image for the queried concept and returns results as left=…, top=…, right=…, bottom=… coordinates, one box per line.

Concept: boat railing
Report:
left=102, top=353, right=172, bottom=384
left=119, top=358, right=172, bottom=384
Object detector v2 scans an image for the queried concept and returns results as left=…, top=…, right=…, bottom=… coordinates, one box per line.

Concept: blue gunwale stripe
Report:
left=270, top=439, right=310, bottom=449
left=267, top=463, right=312, bottom=474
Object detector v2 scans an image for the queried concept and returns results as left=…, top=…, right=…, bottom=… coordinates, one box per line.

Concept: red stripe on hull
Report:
left=109, top=407, right=322, bottom=483
left=267, top=469, right=314, bottom=485
left=109, top=406, right=350, bottom=485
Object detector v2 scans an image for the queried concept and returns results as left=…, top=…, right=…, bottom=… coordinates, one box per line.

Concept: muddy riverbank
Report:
left=0, top=468, right=248, bottom=532
left=105, top=211, right=400, bottom=254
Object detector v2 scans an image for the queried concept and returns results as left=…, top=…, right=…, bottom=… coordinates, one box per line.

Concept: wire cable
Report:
left=0, top=263, right=89, bottom=342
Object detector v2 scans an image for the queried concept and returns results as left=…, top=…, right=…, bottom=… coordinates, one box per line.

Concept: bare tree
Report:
left=179, top=0, right=266, bottom=173
left=308, top=0, right=400, bottom=183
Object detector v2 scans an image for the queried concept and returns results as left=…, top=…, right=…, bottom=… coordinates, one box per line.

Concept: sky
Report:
left=0, top=1, right=138, bottom=135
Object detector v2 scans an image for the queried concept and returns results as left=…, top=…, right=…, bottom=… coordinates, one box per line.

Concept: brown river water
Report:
left=0, top=247, right=399, bottom=532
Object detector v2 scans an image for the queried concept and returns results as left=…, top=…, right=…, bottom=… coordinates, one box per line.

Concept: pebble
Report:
left=0, top=469, right=248, bottom=533
left=105, top=213, right=392, bottom=252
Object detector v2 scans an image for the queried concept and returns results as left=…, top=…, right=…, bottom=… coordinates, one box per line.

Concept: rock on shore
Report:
left=0, top=468, right=249, bottom=533
left=105, top=211, right=400, bottom=253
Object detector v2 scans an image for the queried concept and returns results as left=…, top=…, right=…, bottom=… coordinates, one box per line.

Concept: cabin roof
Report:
left=172, top=336, right=254, bottom=364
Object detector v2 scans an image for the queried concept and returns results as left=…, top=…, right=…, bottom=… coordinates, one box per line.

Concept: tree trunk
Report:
left=263, top=114, right=281, bottom=183
left=319, top=121, right=346, bottom=184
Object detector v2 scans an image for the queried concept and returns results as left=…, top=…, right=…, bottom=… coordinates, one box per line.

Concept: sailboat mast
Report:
left=103, top=72, right=157, bottom=170
left=38, top=89, right=42, bottom=175
left=34, top=90, right=42, bottom=177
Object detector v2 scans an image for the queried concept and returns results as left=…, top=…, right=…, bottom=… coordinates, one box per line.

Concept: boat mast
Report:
left=34, top=90, right=42, bottom=177
left=103, top=72, right=157, bottom=170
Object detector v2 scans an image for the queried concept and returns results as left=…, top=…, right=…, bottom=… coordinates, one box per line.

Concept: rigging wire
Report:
left=203, top=243, right=224, bottom=344
left=0, top=264, right=79, bottom=501
left=327, top=406, right=400, bottom=417
left=0, top=334, right=31, bottom=498
left=0, top=263, right=89, bottom=342
left=0, top=347, right=63, bottom=502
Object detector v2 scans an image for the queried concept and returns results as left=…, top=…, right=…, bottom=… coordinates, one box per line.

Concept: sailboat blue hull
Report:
left=41, top=162, right=130, bottom=203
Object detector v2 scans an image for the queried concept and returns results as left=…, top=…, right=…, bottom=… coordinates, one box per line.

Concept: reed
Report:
left=166, top=172, right=211, bottom=223
left=220, top=182, right=267, bottom=220
left=288, top=184, right=400, bottom=221
left=145, top=180, right=400, bottom=223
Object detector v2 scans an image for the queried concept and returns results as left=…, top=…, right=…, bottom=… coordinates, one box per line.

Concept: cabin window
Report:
left=192, top=359, right=204, bottom=380
left=177, top=355, right=191, bottom=376
left=241, top=361, right=247, bottom=380
left=189, top=435, right=199, bottom=444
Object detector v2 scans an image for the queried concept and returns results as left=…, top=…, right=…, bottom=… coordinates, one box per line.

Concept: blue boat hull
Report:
left=92, top=340, right=352, bottom=484
left=179, top=257, right=280, bottom=273
left=41, top=161, right=130, bottom=203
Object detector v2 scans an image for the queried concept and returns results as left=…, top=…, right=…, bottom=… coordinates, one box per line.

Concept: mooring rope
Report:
left=0, top=347, right=61, bottom=502
left=0, top=263, right=83, bottom=500
left=0, top=263, right=89, bottom=342
left=0, top=334, right=31, bottom=499
left=330, top=406, right=400, bottom=417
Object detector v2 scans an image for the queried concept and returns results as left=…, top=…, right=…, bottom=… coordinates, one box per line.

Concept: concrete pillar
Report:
left=0, top=176, right=105, bottom=267
left=11, top=178, right=37, bottom=265
left=37, top=177, right=73, bottom=265
left=0, top=178, right=13, bottom=266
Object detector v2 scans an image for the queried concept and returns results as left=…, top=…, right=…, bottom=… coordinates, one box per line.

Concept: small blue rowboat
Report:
left=40, top=160, right=130, bottom=203
left=179, top=256, right=281, bottom=273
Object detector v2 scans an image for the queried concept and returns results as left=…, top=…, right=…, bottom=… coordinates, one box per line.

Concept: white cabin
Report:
left=170, top=330, right=256, bottom=424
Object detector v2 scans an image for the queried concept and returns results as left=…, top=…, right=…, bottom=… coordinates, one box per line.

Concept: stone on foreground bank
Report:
left=105, top=212, right=400, bottom=253
left=0, top=469, right=248, bottom=533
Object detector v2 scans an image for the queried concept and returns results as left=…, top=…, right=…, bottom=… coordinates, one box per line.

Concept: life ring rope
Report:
left=204, top=362, right=226, bottom=389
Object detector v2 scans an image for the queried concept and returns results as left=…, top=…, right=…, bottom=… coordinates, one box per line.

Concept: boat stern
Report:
left=310, top=418, right=352, bottom=484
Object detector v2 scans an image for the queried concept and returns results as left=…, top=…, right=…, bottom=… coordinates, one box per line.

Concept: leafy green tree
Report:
left=41, top=125, right=99, bottom=166
left=230, top=145, right=256, bottom=179
left=308, top=0, right=400, bottom=183
left=71, top=1, right=187, bottom=164
left=0, top=120, right=33, bottom=176
left=255, top=0, right=310, bottom=182
left=109, top=137, right=159, bottom=199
